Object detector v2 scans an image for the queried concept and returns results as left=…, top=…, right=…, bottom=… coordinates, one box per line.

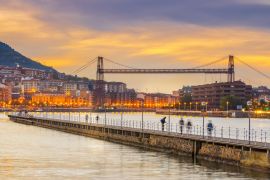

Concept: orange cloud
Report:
left=1, top=3, right=270, bottom=92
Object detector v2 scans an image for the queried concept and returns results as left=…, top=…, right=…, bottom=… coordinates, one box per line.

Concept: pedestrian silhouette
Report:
left=96, top=115, right=99, bottom=123
left=207, top=120, right=214, bottom=136
left=186, top=120, right=192, bottom=134
left=179, top=117, right=185, bottom=134
left=160, top=117, right=166, bottom=131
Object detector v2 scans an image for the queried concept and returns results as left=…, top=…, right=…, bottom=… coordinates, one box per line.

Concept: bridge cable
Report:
left=73, top=57, right=96, bottom=74
left=235, top=57, right=270, bottom=81
left=73, top=57, right=97, bottom=74
left=192, top=56, right=228, bottom=69
left=103, top=57, right=136, bottom=69
left=235, top=56, right=270, bottom=80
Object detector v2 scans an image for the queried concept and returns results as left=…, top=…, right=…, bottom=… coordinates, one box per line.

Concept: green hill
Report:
left=0, top=41, right=56, bottom=72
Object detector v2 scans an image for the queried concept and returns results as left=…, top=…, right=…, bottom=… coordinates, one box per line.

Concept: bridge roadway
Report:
left=9, top=115, right=270, bottom=151
left=100, top=68, right=229, bottom=74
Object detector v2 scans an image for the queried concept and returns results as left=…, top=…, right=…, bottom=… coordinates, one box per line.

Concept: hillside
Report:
left=0, top=42, right=56, bottom=72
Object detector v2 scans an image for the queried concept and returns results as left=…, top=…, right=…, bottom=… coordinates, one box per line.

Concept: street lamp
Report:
left=247, top=105, right=252, bottom=144
left=226, top=101, right=229, bottom=117
left=190, top=102, right=192, bottom=111
left=104, top=103, right=107, bottom=127
left=121, top=103, right=123, bottom=129
left=196, top=102, right=198, bottom=111
left=202, top=107, right=206, bottom=138
left=248, top=112, right=251, bottom=144
left=168, top=103, right=171, bottom=132
left=141, top=100, right=144, bottom=137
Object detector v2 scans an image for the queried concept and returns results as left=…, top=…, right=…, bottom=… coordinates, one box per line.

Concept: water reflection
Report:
left=0, top=113, right=269, bottom=179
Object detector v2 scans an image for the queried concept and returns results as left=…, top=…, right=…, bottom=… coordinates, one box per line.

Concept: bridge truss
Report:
left=96, top=56, right=235, bottom=82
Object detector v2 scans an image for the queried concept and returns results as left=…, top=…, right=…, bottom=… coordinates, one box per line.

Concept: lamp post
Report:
left=121, top=104, right=123, bottom=129
left=249, top=113, right=251, bottom=144
left=247, top=106, right=251, bottom=144
left=196, top=102, right=198, bottom=111
left=141, top=100, right=144, bottom=139
left=190, top=102, right=192, bottom=111
left=226, top=101, right=229, bottom=117
left=202, top=106, right=206, bottom=138
left=104, top=103, right=107, bottom=127
left=168, top=103, right=171, bottom=132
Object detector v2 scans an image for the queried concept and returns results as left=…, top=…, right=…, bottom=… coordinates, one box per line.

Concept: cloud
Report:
left=235, top=0, right=270, bottom=5
left=1, top=0, right=270, bottom=92
left=6, top=0, right=270, bottom=30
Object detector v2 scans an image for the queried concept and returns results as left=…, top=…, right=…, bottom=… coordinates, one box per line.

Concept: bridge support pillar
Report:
left=227, top=55, right=235, bottom=82
left=94, top=56, right=105, bottom=108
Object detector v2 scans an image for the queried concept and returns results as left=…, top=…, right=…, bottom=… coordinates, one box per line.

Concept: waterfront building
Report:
left=172, top=90, right=180, bottom=97
left=143, top=93, right=178, bottom=108
left=39, top=80, right=64, bottom=93
left=32, top=92, right=92, bottom=107
left=0, top=83, right=11, bottom=104
left=0, top=66, right=21, bottom=77
left=105, top=82, right=127, bottom=93
left=21, top=78, right=40, bottom=93
left=63, top=82, right=77, bottom=95
left=106, top=89, right=137, bottom=107
left=21, top=67, right=46, bottom=79
left=192, top=81, right=252, bottom=109
left=252, top=86, right=270, bottom=98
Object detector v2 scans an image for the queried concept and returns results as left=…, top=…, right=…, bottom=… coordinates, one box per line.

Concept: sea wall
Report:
left=9, top=115, right=270, bottom=172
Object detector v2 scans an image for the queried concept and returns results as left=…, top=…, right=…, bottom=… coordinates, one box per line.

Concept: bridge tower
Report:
left=93, top=56, right=105, bottom=108
left=96, top=56, right=104, bottom=81
left=227, top=55, right=235, bottom=83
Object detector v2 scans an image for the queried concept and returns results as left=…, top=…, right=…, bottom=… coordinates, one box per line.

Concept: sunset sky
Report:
left=1, top=0, right=270, bottom=93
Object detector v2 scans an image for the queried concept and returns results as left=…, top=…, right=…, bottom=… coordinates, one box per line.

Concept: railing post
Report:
left=261, top=129, right=263, bottom=142
left=255, top=130, right=257, bottom=145
left=229, top=127, right=231, bottom=142
left=221, top=126, right=223, bottom=138
left=265, top=131, right=267, bottom=146
left=244, top=128, right=246, bottom=140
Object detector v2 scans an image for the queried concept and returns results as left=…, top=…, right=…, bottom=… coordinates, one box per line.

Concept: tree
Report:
left=181, top=94, right=192, bottom=103
left=220, top=95, right=245, bottom=110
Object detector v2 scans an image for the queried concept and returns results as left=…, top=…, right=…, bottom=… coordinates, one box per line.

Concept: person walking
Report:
left=186, top=120, right=192, bottom=134
left=96, top=115, right=99, bottom=124
left=179, top=117, right=185, bottom=134
left=207, top=120, right=214, bottom=137
left=160, top=117, right=166, bottom=132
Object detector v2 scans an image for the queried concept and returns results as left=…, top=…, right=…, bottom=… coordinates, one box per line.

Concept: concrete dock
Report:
left=8, top=115, right=270, bottom=172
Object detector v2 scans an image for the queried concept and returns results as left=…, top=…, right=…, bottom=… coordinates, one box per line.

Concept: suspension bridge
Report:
left=73, top=55, right=270, bottom=107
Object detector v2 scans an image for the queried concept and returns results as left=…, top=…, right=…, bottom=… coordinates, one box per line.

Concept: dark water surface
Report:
left=1, top=113, right=269, bottom=180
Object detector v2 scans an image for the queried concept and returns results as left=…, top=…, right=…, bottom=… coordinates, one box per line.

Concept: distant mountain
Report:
left=0, top=41, right=57, bottom=72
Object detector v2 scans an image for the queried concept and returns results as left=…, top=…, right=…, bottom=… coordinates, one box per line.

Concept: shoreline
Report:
left=2, top=108, right=270, bottom=119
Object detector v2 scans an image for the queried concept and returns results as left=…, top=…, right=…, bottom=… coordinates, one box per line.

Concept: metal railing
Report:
left=10, top=112, right=270, bottom=147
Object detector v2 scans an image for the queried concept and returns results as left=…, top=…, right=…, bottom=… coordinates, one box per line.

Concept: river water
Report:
left=1, top=112, right=270, bottom=179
